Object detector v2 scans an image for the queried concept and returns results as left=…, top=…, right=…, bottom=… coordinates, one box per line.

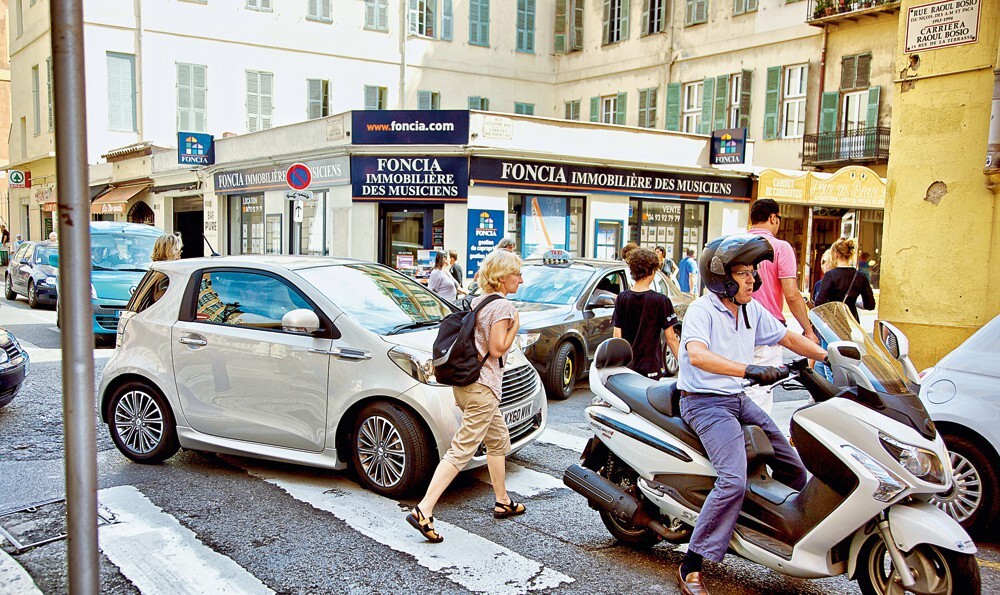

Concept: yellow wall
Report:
left=880, top=0, right=1000, bottom=368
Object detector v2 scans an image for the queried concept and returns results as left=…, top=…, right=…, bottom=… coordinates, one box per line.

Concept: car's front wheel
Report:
left=351, top=401, right=434, bottom=498
left=545, top=342, right=577, bottom=400
left=108, top=381, right=180, bottom=464
left=4, top=275, right=15, bottom=301
left=27, top=281, right=39, bottom=309
left=662, top=325, right=681, bottom=377
left=930, top=433, right=1000, bottom=537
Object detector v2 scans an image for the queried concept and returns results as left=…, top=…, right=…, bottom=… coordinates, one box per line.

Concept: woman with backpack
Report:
left=407, top=249, right=525, bottom=543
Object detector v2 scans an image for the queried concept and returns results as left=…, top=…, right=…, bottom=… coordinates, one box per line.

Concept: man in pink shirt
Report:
left=745, top=199, right=818, bottom=413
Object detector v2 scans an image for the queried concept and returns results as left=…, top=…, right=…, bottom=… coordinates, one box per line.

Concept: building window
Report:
left=418, top=90, right=440, bottom=110
left=565, top=100, right=581, bottom=120
left=46, top=57, right=54, bottom=131
left=514, top=102, right=534, bottom=115
left=555, top=0, right=584, bottom=53
left=469, top=0, right=490, bottom=46
left=590, top=93, right=626, bottom=124
left=842, top=91, right=868, bottom=132
left=516, top=0, right=536, bottom=53
left=107, top=52, right=137, bottom=132
left=841, top=53, right=872, bottom=91
left=307, top=0, right=332, bottom=22
left=246, top=0, right=272, bottom=11
left=468, top=96, right=490, bottom=110
left=509, top=195, right=586, bottom=258
left=177, top=63, right=208, bottom=132
left=733, top=0, right=758, bottom=16
left=603, top=0, right=628, bottom=45
left=637, top=88, right=657, bottom=128
left=31, top=65, right=40, bottom=136
left=643, top=0, right=666, bottom=35
left=682, top=82, right=702, bottom=133
left=291, top=190, right=328, bottom=255
left=602, top=96, right=618, bottom=123
left=365, top=0, right=389, bottom=31
left=409, top=0, right=436, bottom=37
left=685, top=0, right=708, bottom=25
left=728, top=72, right=742, bottom=128
left=781, top=64, right=808, bottom=138
left=307, top=78, right=330, bottom=119
left=246, top=70, right=273, bottom=132
left=365, top=85, right=387, bottom=110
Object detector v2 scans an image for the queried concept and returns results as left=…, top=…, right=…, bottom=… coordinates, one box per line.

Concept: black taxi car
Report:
left=474, top=252, right=693, bottom=400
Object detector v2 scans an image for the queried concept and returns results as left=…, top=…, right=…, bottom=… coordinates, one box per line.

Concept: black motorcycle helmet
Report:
left=699, top=234, right=774, bottom=301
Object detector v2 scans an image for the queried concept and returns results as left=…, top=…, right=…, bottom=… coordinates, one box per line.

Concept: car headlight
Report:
left=515, top=332, right=540, bottom=351
left=91, top=283, right=98, bottom=299
left=0, top=347, right=8, bottom=364
left=879, top=432, right=947, bottom=484
left=842, top=445, right=907, bottom=502
left=39, top=277, right=53, bottom=286
left=388, top=345, right=445, bottom=386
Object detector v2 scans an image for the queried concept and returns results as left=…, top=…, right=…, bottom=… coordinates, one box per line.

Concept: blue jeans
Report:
left=679, top=394, right=808, bottom=562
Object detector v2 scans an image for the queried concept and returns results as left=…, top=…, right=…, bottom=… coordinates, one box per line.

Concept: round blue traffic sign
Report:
left=286, top=163, right=312, bottom=190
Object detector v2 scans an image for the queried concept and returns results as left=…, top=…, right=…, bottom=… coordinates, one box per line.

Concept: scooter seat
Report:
left=605, top=374, right=706, bottom=455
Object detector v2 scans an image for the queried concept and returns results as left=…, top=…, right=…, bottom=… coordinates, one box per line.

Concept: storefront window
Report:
left=380, top=205, right=444, bottom=280
left=508, top=194, right=585, bottom=258
left=228, top=194, right=264, bottom=255
left=266, top=214, right=282, bottom=255
left=291, top=190, right=327, bottom=255
left=629, top=198, right=707, bottom=266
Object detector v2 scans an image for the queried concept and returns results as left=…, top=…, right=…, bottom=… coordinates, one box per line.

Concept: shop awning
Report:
left=91, top=185, right=148, bottom=215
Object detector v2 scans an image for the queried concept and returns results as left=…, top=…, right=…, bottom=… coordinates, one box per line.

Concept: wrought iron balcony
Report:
left=802, top=127, right=890, bottom=166
left=806, top=0, right=900, bottom=24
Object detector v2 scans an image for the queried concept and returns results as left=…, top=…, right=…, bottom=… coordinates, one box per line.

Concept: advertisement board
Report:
left=351, top=156, right=468, bottom=202
left=466, top=209, right=505, bottom=278
left=351, top=110, right=470, bottom=145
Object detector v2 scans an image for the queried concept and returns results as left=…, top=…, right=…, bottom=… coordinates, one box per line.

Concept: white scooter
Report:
left=564, top=302, right=980, bottom=594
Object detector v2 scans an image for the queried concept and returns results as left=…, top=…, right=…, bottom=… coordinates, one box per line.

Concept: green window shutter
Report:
left=469, top=96, right=479, bottom=109
left=418, top=90, right=431, bottom=110
left=734, top=0, right=745, bottom=16
left=641, top=0, right=650, bottom=35
left=365, top=0, right=377, bottom=29
left=695, top=0, right=708, bottom=24
left=365, top=85, right=381, bottom=110
left=621, top=0, right=630, bottom=40
left=470, top=0, right=490, bottom=46
left=108, top=53, right=136, bottom=133
left=763, top=66, right=780, bottom=140
left=714, top=74, right=728, bottom=130
left=192, top=64, right=207, bottom=132
left=699, top=77, right=714, bottom=134
left=819, top=91, right=838, bottom=133
left=259, top=72, right=273, bottom=130
left=554, top=0, right=567, bottom=52
left=177, top=63, right=192, bottom=132
left=517, top=0, right=535, bottom=52
left=246, top=70, right=259, bottom=131
left=307, top=79, right=323, bottom=119
left=739, top=69, right=752, bottom=129
left=46, top=57, right=54, bottom=131
left=841, top=54, right=858, bottom=90
left=602, top=0, right=610, bottom=45
left=426, top=0, right=436, bottom=38
left=572, top=0, right=584, bottom=49
left=615, top=91, right=627, bottom=125
left=685, top=0, right=695, bottom=24
left=408, top=0, right=419, bottom=34
left=747, top=0, right=757, bottom=10
left=857, top=53, right=872, bottom=88
left=442, top=0, right=453, bottom=39
left=866, top=86, right=880, bottom=128
left=590, top=96, right=600, bottom=122
left=665, top=82, right=681, bottom=131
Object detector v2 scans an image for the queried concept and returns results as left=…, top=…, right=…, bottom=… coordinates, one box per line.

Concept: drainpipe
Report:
left=133, top=0, right=144, bottom=139
left=398, top=1, right=406, bottom=108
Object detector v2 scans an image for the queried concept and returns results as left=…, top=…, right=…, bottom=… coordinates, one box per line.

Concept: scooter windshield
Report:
left=809, top=302, right=910, bottom=395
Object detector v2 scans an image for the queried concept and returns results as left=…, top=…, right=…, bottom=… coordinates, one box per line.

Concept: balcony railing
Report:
left=802, top=127, right=890, bottom=166
left=806, top=0, right=900, bottom=24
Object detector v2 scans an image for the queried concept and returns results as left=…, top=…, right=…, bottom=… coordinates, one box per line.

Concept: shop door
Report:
left=380, top=205, right=444, bottom=279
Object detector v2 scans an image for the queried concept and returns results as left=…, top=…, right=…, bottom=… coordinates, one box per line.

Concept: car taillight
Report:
left=116, top=311, right=136, bottom=347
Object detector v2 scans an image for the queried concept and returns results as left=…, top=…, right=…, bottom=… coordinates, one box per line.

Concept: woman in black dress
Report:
left=814, top=238, right=876, bottom=321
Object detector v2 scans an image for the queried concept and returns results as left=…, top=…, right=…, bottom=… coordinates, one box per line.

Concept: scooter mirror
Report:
left=826, top=340, right=876, bottom=392
left=877, top=320, right=907, bottom=360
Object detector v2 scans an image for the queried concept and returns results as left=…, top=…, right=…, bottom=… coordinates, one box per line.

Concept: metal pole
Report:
left=50, top=1, right=99, bottom=593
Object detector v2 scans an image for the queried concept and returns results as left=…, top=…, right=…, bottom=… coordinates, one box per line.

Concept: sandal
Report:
left=493, top=499, right=526, bottom=519
left=406, top=506, right=443, bottom=543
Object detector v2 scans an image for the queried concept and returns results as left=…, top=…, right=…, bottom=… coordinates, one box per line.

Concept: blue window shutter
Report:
left=615, top=92, right=627, bottom=125
left=442, top=0, right=453, bottom=40
left=665, top=82, right=681, bottom=131
left=714, top=74, right=728, bottom=130
left=470, top=0, right=490, bottom=46
left=699, top=77, right=714, bottom=134
left=763, top=66, right=780, bottom=140
left=516, top=0, right=535, bottom=53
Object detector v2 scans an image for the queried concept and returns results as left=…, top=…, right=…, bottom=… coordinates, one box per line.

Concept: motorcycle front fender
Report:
left=847, top=501, right=977, bottom=579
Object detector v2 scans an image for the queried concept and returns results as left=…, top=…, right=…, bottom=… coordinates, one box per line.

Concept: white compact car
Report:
left=98, top=256, right=547, bottom=498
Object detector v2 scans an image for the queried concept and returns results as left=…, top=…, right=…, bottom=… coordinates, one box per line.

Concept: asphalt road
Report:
left=0, top=297, right=997, bottom=594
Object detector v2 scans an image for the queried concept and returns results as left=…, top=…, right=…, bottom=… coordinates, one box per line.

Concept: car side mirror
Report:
left=281, top=308, right=321, bottom=335
left=48, top=254, right=59, bottom=268
left=876, top=320, right=921, bottom=384
left=586, top=294, right=616, bottom=309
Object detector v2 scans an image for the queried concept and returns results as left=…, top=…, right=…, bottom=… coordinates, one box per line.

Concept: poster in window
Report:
left=523, top=196, right=567, bottom=258
left=640, top=226, right=648, bottom=242
left=657, top=226, right=666, bottom=243
left=265, top=214, right=282, bottom=254
left=666, top=227, right=676, bottom=243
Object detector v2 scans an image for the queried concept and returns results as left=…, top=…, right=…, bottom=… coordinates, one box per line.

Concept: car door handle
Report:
left=179, top=337, right=207, bottom=347
left=309, top=347, right=372, bottom=360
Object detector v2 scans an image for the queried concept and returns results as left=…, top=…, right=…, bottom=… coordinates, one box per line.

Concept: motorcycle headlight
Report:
left=515, top=332, right=540, bottom=351
left=879, top=432, right=947, bottom=485
left=842, top=445, right=907, bottom=502
left=388, top=345, right=445, bottom=386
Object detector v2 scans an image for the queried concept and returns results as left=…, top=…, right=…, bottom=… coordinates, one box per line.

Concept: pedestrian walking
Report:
left=745, top=199, right=817, bottom=415
left=1, top=225, right=9, bottom=248
left=654, top=246, right=677, bottom=278
left=428, top=251, right=465, bottom=303
left=448, top=250, right=464, bottom=286
left=677, top=248, right=698, bottom=294
left=152, top=234, right=183, bottom=262
left=613, top=248, right=679, bottom=379
left=407, top=249, right=525, bottom=543
left=814, top=238, right=876, bottom=322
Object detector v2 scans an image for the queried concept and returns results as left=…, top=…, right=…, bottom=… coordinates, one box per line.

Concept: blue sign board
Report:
left=351, top=110, right=469, bottom=145
left=177, top=132, right=215, bottom=165
left=466, top=209, right=505, bottom=278
left=351, top=156, right=468, bottom=202
left=710, top=128, right=747, bottom=165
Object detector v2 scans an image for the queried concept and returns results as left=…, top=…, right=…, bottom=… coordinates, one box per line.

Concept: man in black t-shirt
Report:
left=612, top=248, right=679, bottom=378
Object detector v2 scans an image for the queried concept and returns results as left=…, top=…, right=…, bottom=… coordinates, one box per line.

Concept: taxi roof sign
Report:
left=542, top=249, right=572, bottom=267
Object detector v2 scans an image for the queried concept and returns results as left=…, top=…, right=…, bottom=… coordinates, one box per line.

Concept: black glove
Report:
left=744, top=365, right=784, bottom=385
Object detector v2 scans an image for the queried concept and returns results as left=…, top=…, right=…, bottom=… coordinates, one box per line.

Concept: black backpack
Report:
left=432, top=294, right=504, bottom=386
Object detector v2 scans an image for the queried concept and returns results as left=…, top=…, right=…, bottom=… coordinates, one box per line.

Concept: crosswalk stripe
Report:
left=0, top=549, right=43, bottom=595
left=471, top=462, right=566, bottom=497
left=241, top=464, right=575, bottom=595
left=98, top=486, right=273, bottom=595
left=536, top=428, right=588, bottom=454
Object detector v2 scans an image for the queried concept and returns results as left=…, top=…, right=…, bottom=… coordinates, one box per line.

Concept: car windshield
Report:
left=90, top=234, right=160, bottom=271
left=35, top=247, right=57, bottom=266
left=508, top=265, right=594, bottom=305
left=809, top=301, right=910, bottom=394
left=299, top=264, right=453, bottom=335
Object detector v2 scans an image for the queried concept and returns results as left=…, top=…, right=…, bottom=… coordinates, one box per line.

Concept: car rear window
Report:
left=127, top=271, right=169, bottom=314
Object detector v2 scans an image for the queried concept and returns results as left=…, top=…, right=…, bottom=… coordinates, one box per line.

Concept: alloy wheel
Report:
left=562, top=356, right=574, bottom=388
left=356, top=415, right=406, bottom=489
left=930, top=450, right=982, bottom=524
left=113, top=389, right=166, bottom=455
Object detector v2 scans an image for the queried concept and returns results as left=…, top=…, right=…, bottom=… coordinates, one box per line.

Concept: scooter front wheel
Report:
left=856, top=536, right=980, bottom=595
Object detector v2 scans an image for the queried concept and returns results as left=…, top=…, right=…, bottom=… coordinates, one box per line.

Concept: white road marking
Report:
left=471, top=463, right=566, bottom=497
left=241, top=464, right=574, bottom=594
left=536, top=428, right=589, bottom=454
left=0, top=549, right=43, bottom=595
left=98, top=486, right=273, bottom=595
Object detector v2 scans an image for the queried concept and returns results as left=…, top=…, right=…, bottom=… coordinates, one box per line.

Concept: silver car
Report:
left=98, top=256, right=547, bottom=498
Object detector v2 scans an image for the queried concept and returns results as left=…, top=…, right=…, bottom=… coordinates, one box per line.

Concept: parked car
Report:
left=99, top=256, right=547, bottom=498
left=0, top=327, right=29, bottom=409
left=4, top=241, right=59, bottom=308
left=468, top=254, right=693, bottom=400
left=905, top=313, right=1000, bottom=536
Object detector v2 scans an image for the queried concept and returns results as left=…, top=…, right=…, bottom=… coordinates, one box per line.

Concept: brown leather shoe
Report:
left=677, top=567, right=710, bottom=595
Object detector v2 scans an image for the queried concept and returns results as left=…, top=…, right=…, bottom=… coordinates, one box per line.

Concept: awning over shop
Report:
left=758, top=166, right=886, bottom=209
left=91, top=184, right=148, bottom=215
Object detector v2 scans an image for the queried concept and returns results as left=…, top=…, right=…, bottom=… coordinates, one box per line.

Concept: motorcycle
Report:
left=564, top=302, right=980, bottom=594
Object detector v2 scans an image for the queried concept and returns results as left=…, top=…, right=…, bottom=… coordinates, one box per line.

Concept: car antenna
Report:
left=203, top=234, right=221, bottom=257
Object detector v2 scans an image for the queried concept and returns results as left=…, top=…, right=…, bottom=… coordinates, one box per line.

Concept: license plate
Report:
left=503, top=403, right=532, bottom=427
